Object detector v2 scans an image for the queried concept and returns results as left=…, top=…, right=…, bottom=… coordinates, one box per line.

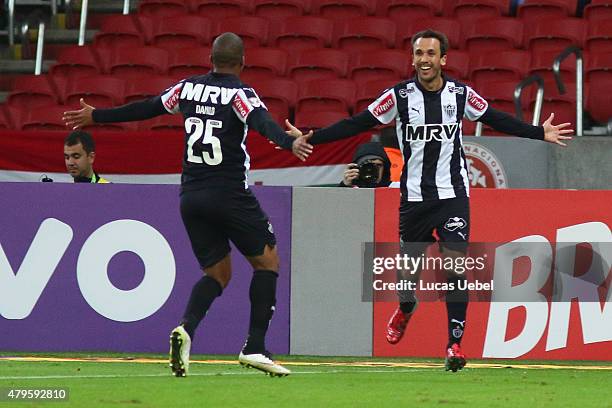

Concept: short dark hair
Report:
left=411, top=29, right=449, bottom=57
left=211, top=32, right=244, bottom=68
left=64, top=130, right=95, bottom=154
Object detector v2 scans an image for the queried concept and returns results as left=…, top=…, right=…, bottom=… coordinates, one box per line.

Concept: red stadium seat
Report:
left=586, top=81, right=612, bottom=124
left=462, top=119, right=476, bottom=136
left=528, top=50, right=577, bottom=85
left=0, top=105, right=13, bottom=129
left=241, top=48, right=289, bottom=84
left=214, top=17, right=270, bottom=48
left=526, top=81, right=580, bottom=129
left=7, top=75, right=60, bottom=109
left=272, top=16, right=334, bottom=54
left=524, top=18, right=585, bottom=55
left=19, top=104, right=70, bottom=131
left=584, top=0, right=612, bottom=22
left=294, top=109, right=349, bottom=129
left=108, top=47, right=169, bottom=80
left=349, top=49, right=409, bottom=83
left=138, top=0, right=189, bottom=18
left=49, top=46, right=102, bottom=79
left=517, top=0, right=576, bottom=22
left=296, top=79, right=356, bottom=113
left=64, top=76, right=126, bottom=108
left=376, top=0, right=443, bottom=21
left=167, top=47, right=212, bottom=77
left=124, top=76, right=177, bottom=103
left=93, top=15, right=152, bottom=49
left=353, top=78, right=398, bottom=112
left=442, top=50, right=470, bottom=81
left=253, top=0, right=310, bottom=20
left=396, top=18, right=461, bottom=50
left=463, top=18, right=523, bottom=52
left=151, top=16, right=213, bottom=50
left=139, top=114, right=185, bottom=131
left=470, top=50, right=530, bottom=88
left=189, top=0, right=252, bottom=18
left=288, top=49, right=350, bottom=83
left=451, top=0, right=508, bottom=21
left=476, top=81, right=532, bottom=135
left=586, top=53, right=612, bottom=84
left=252, top=78, right=298, bottom=122
left=333, top=17, right=396, bottom=53
left=312, top=0, right=374, bottom=20
left=586, top=20, right=612, bottom=54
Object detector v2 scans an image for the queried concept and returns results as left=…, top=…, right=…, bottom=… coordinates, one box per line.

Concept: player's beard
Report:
left=417, top=64, right=441, bottom=84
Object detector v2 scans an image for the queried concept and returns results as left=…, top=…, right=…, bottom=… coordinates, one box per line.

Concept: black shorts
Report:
left=180, top=187, right=276, bottom=268
left=399, top=197, right=470, bottom=253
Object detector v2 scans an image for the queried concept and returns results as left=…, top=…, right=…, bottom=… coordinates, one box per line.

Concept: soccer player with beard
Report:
left=287, top=29, right=572, bottom=371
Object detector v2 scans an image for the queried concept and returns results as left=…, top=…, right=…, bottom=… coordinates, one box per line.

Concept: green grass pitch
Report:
left=0, top=353, right=611, bottom=407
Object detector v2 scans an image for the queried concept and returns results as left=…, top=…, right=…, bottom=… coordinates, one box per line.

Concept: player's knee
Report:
left=203, top=255, right=232, bottom=288
left=202, top=270, right=231, bottom=288
left=248, top=245, right=279, bottom=272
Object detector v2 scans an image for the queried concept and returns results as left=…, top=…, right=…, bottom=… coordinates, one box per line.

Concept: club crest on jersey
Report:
left=372, top=93, right=395, bottom=117
left=405, top=123, right=458, bottom=141
left=399, top=86, right=415, bottom=98
left=443, top=104, right=456, bottom=119
left=467, top=90, right=486, bottom=112
left=444, top=217, right=466, bottom=231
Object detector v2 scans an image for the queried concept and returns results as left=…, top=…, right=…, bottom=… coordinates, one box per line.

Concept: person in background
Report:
left=64, top=130, right=109, bottom=183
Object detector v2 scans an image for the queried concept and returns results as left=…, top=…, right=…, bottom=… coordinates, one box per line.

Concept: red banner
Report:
left=373, top=188, right=612, bottom=360
left=0, top=130, right=371, bottom=174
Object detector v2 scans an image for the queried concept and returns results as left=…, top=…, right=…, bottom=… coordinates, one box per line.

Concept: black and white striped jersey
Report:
left=160, top=72, right=268, bottom=191
left=368, top=78, right=488, bottom=202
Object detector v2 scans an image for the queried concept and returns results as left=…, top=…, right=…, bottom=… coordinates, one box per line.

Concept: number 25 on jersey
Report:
left=185, top=117, right=223, bottom=165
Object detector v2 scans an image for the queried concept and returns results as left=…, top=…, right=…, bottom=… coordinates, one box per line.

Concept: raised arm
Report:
left=63, top=97, right=167, bottom=130
left=247, top=109, right=313, bottom=161
left=309, top=110, right=381, bottom=145
left=480, top=109, right=573, bottom=146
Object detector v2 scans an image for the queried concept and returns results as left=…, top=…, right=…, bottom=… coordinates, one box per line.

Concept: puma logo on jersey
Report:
left=180, top=82, right=239, bottom=104
left=405, top=123, right=459, bottom=141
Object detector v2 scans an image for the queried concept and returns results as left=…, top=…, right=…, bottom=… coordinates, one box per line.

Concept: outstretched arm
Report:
left=309, top=110, right=381, bottom=145
left=247, top=109, right=313, bottom=162
left=479, top=108, right=573, bottom=146
left=63, top=97, right=166, bottom=129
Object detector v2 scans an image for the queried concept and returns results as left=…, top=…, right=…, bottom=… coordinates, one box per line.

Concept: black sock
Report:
left=180, top=276, right=223, bottom=339
left=243, top=270, right=277, bottom=354
left=400, top=301, right=417, bottom=314
left=446, top=276, right=468, bottom=348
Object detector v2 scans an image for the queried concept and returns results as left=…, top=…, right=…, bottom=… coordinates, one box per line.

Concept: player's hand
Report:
left=62, top=98, right=95, bottom=130
left=292, top=130, right=314, bottom=162
left=542, top=113, right=573, bottom=147
left=343, top=164, right=360, bottom=186
left=285, top=119, right=305, bottom=139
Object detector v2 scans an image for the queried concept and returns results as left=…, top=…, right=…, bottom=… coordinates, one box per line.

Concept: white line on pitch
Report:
left=0, top=369, right=427, bottom=380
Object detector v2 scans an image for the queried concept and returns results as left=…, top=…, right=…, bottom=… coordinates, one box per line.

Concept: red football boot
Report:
left=386, top=307, right=413, bottom=344
left=445, top=343, right=467, bottom=372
